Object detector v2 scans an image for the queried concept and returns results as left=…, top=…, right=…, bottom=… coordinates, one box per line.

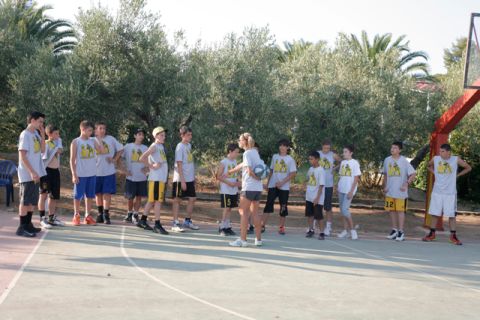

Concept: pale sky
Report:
left=38, top=0, right=479, bottom=74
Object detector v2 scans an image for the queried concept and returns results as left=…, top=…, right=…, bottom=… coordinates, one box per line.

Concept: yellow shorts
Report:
left=148, top=181, right=165, bottom=203
left=384, top=197, right=407, bottom=213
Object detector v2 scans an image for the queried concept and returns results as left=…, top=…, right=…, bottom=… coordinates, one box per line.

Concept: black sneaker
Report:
left=225, top=228, right=236, bottom=236
left=318, top=233, right=325, bottom=240
left=26, top=222, right=41, bottom=233
left=132, top=213, right=139, bottom=224
left=306, top=230, right=314, bottom=238
left=16, top=225, right=36, bottom=237
left=96, top=214, right=104, bottom=224
left=261, top=225, right=266, bottom=233
left=153, top=223, right=169, bottom=235
left=219, top=228, right=227, bottom=236
left=137, top=219, right=153, bottom=231
left=247, top=224, right=254, bottom=234
left=124, top=212, right=133, bottom=223
left=104, top=213, right=111, bottom=225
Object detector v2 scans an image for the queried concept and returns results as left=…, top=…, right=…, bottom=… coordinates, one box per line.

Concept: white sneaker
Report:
left=229, top=238, right=248, bottom=247
left=49, top=215, right=65, bottom=226
left=40, top=219, right=52, bottom=229
left=395, top=231, right=405, bottom=241
left=337, top=230, right=349, bottom=239
left=324, top=226, right=331, bottom=236
left=387, top=229, right=398, bottom=240
left=182, top=220, right=199, bottom=230
left=254, top=238, right=263, bottom=247
left=350, top=229, right=358, bottom=240
left=171, top=223, right=185, bottom=233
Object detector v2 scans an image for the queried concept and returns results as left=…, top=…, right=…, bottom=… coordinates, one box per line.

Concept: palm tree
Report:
left=1, top=0, right=77, bottom=54
left=340, top=30, right=429, bottom=78
left=278, top=39, right=313, bottom=63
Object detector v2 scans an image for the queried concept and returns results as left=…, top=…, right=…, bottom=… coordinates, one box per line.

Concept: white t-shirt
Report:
left=148, top=143, right=168, bottom=182
left=242, top=149, right=263, bottom=192
left=43, top=138, right=63, bottom=169
left=267, top=154, right=297, bottom=191
left=383, top=155, right=416, bottom=199
left=338, top=159, right=361, bottom=195
left=305, top=166, right=326, bottom=205
left=173, top=142, right=195, bottom=182
left=96, top=135, right=124, bottom=177
left=219, top=158, right=239, bottom=195
left=318, top=151, right=335, bottom=188
left=17, top=129, right=47, bottom=183
left=73, top=137, right=97, bottom=178
left=123, top=143, right=148, bottom=182
left=432, top=155, right=458, bottom=195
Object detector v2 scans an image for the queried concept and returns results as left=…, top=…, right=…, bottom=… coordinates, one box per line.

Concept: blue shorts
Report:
left=95, top=174, right=117, bottom=195
left=73, top=176, right=96, bottom=200
left=338, top=192, right=352, bottom=218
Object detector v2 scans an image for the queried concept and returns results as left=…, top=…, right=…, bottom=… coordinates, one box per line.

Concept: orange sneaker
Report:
left=84, top=215, right=97, bottom=225
left=449, top=233, right=462, bottom=245
left=278, top=226, right=286, bottom=235
left=422, top=231, right=436, bottom=242
left=72, top=213, right=81, bottom=226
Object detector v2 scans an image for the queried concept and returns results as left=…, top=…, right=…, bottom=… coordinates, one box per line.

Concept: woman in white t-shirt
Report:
left=228, top=133, right=264, bottom=247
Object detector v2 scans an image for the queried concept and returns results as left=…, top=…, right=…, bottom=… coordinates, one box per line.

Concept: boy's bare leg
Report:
left=172, top=198, right=180, bottom=222
left=239, top=197, right=249, bottom=241
left=134, top=196, right=142, bottom=212
left=252, top=201, right=261, bottom=241
left=186, top=197, right=195, bottom=219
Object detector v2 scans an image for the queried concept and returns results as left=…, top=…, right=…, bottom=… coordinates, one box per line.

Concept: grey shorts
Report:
left=241, top=191, right=261, bottom=201
left=19, top=181, right=40, bottom=206
left=323, top=187, right=333, bottom=211
left=338, top=192, right=352, bottom=218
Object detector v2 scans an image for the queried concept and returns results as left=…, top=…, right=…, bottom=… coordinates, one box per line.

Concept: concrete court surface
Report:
left=1, top=213, right=479, bottom=320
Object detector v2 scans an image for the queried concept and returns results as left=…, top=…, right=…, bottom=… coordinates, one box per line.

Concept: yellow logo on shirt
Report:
left=80, top=144, right=95, bottom=159
left=308, top=173, right=317, bottom=186
left=47, top=140, right=56, bottom=150
left=438, top=161, right=452, bottom=174
left=340, top=164, right=352, bottom=177
left=319, top=158, right=331, bottom=170
left=131, top=149, right=142, bottom=162
left=274, top=159, right=287, bottom=173
left=33, top=136, right=41, bottom=153
left=159, top=148, right=167, bottom=162
left=97, top=141, right=110, bottom=155
left=187, top=150, right=193, bottom=163
left=227, top=163, right=237, bottom=179
left=388, top=162, right=401, bottom=177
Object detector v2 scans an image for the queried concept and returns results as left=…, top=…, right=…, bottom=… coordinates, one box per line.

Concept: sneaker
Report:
left=40, top=218, right=52, bottom=229
left=49, top=215, right=65, bottom=226
left=104, top=213, right=111, bottom=225
left=132, top=213, right=139, bottom=224
left=96, top=214, right=104, bottom=224
left=255, top=238, right=263, bottom=247
left=306, top=230, right=314, bottom=238
left=85, top=215, right=97, bottom=225
left=225, top=228, right=236, bottom=236
left=219, top=228, right=227, bottom=236
left=171, top=223, right=185, bottom=233
left=137, top=219, right=153, bottom=231
left=229, top=238, right=248, bottom=247
left=323, top=226, right=331, bottom=236
left=261, top=225, right=266, bottom=233
left=387, top=229, right=398, bottom=240
left=337, top=230, right=349, bottom=239
left=72, top=213, right=81, bottom=226
left=183, top=220, right=199, bottom=230
left=351, top=229, right=358, bottom=240
left=422, top=232, right=436, bottom=242
left=27, top=223, right=41, bottom=233
left=247, top=224, right=254, bottom=234
left=124, top=212, right=133, bottom=223
left=16, top=225, right=36, bottom=237
left=278, top=226, right=285, bottom=235
left=318, top=233, right=325, bottom=240
left=153, top=223, right=169, bottom=235
left=395, top=231, right=405, bottom=242
left=449, top=234, right=462, bottom=245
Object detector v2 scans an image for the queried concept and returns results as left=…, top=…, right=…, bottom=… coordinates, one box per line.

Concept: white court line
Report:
left=120, top=226, right=256, bottom=320
left=328, top=239, right=480, bottom=294
left=0, top=230, right=48, bottom=306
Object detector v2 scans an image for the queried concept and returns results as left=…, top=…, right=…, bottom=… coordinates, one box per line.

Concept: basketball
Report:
left=253, top=163, right=269, bottom=179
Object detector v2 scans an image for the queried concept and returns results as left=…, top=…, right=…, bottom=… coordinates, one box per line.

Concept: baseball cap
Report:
left=152, top=126, right=167, bottom=137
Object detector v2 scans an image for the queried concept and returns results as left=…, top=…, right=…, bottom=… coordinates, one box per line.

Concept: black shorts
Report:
left=125, top=179, right=148, bottom=199
left=263, top=188, right=289, bottom=216
left=172, top=181, right=196, bottom=198
left=323, top=187, right=333, bottom=211
left=240, top=191, right=261, bottom=201
left=305, top=201, right=324, bottom=220
left=220, top=194, right=239, bottom=208
left=40, top=168, right=61, bottom=200
left=20, top=181, right=40, bottom=206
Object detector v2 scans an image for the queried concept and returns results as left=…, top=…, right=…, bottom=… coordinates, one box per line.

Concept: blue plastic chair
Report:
left=0, top=160, right=17, bottom=206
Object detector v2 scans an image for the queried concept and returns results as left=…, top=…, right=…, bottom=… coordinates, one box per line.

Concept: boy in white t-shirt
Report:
left=216, top=143, right=241, bottom=236
left=337, top=145, right=361, bottom=240
left=305, top=151, right=326, bottom=240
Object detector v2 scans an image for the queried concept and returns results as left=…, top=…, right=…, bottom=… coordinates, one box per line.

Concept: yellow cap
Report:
left=152, top=126, right=167, bottom=137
